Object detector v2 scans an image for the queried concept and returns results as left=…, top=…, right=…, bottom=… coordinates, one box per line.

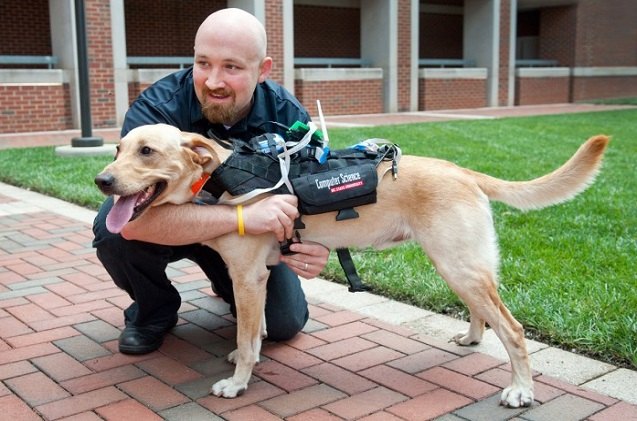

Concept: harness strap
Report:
left=206, top=129, right=234, bottom=150
left=336, top=248, right=371, bottom=293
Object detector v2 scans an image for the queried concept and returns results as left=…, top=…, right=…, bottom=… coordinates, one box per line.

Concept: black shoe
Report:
left=118, top=316, right=178, bottom=355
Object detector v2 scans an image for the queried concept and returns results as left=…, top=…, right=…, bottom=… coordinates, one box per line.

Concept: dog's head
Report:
left=95, top=123, right=225, bottom=233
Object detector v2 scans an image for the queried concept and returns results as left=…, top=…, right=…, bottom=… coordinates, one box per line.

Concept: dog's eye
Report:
left=140, top=146, right=153, bottom=155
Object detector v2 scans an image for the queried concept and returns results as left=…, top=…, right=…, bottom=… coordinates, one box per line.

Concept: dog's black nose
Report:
left=95, top=173, right=115, bottom=193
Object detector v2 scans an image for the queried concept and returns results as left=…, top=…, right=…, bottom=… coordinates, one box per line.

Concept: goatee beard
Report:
left=201, top=88, right=237, bottom=125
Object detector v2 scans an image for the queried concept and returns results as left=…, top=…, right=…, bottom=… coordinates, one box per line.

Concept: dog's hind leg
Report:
left=419, top=205, right=533, bottom=408
left=452, top=273, right=533, bottom=407
left=433, top=255, right=533, bottom=407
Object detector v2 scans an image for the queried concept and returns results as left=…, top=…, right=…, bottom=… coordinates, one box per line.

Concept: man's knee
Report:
left=265, top=307, right=309, bottom=341
left=263, top=263, right=309, bottom=341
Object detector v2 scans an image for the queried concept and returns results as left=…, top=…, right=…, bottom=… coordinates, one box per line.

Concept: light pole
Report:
left=71, top=0, right=103, bottom=147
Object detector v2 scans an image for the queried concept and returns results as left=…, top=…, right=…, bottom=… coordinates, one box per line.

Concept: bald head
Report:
left=195, top=8, right=267, bottom=63
left=191, top=8, right=273, bottom=126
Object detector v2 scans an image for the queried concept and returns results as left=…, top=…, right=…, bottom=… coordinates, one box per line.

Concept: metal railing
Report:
left=294, top=57, right=371, bottom=68
left=418, top=58, right=476, bottom=68
left=516, top=59, right=559, bottom=67
left=127, top=56, right=193, bottom=69
left=0, top=55, right=58, bottom=69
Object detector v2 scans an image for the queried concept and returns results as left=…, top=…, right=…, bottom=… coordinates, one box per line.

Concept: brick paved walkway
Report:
left=1, top=184, right=636, bottom=420
left=2, top=104, right=637, bottom=420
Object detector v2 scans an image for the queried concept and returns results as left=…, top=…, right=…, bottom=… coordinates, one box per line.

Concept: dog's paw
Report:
left=451, top=331, right=480, bottom=346
left=500, top=386, right=534, bottom=408
left=211, top=378, right=247, bottom=398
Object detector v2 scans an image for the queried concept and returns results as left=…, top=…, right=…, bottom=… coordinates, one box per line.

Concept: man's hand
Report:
left=280, top=240, right=330, bottom=278
left=243, top=195, right=299, bottom=241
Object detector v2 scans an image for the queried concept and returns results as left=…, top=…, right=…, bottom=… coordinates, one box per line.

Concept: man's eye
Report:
left=140, top=146, right=153, bottom=155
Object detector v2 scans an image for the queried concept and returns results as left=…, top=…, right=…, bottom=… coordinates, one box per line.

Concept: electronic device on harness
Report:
left=202, top=106, right=401, bottom=292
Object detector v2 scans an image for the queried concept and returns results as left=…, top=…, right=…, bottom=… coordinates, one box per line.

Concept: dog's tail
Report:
left=470, top=135, right=609, bottom=211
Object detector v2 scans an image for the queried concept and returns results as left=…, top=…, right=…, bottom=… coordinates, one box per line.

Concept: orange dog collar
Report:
left=190, top=173, right=210, bottom=196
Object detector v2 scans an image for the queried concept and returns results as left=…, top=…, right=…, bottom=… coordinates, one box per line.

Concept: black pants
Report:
left=92, top=197, right=308, bottom=341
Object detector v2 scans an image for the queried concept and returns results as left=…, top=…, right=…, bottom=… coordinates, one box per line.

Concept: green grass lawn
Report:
left=1, top=109, right=635, bottom=368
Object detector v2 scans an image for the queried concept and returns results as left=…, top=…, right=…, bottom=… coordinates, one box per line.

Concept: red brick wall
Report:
left=419, top=78, right=487, bottom=110
left=515, top=76, right=570, bottom=105
left=0, top=84, right=72, bottom=132
left=128, top=82, right=141, bottom=106
left=265, top=0, right=284, bottom=84
left=86, top=0, right=116, bottom=128
left=124, top=0, right=224, bottom=57
left=572, top=76, right=637, bottom=101
left=0, top=0, right=51, bottom=57
left=397, top=0, right=411, bottom=112
left=2, top=0, right=637, bottom=136
left=498, top=0, right=511, bottom=106
left=540, top=6, right=577, bottom=67
left=294, top=5, right=360, bottom=58
left=294, top=79, right=384, bottom=116
left=574, top=0, right=637, bottom=67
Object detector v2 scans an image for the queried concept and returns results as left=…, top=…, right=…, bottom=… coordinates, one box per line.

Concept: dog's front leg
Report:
left=207, top=236, right=270, bottom=398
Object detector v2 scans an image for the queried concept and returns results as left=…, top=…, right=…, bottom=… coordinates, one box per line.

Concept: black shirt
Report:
left=121, top=67, right=310, bottom=142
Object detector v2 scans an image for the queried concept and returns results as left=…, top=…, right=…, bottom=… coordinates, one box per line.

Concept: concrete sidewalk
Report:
left=1, top=103, right=637, bottom=420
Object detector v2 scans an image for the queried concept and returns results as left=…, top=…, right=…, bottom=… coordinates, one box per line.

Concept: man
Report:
left=93, top=8, right=329, bottom=355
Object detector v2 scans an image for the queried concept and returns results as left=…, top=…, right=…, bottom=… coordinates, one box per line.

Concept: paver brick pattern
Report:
left=1, top=199, right=637, bottom=420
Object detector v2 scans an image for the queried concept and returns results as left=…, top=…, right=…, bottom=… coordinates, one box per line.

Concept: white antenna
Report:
left=316, top=100, right=329, bottom=147
left=315, top=100, right=330, bottom=163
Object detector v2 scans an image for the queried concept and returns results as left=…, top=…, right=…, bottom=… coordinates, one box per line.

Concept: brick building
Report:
left=1, top=0, right=636, bottom=134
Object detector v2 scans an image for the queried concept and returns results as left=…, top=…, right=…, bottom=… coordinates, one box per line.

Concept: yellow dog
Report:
left=95, top=123, right=608, bottom=407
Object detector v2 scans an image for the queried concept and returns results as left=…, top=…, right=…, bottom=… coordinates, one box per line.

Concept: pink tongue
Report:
left=106, top=195, right=138, bottom=234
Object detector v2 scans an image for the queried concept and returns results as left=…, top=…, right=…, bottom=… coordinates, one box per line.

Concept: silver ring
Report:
left=304, top=262, right=308, bottom=271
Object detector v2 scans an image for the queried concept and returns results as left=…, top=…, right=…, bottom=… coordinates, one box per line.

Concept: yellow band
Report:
left=236, top=205, right=245, bottom=236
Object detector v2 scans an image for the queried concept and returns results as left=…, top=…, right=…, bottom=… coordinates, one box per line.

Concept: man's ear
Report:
left=258, top=57, right=273, bottom=83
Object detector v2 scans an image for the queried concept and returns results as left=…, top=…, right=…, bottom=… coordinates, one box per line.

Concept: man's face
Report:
left=192, top=29, right=271, bottom=126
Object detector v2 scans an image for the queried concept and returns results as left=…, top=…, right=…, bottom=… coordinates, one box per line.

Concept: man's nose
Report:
left=205, top=68, right=225, bottom=89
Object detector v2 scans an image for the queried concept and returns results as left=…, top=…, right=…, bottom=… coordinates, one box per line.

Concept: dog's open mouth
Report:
left=105, top=182, right=166, bottom=234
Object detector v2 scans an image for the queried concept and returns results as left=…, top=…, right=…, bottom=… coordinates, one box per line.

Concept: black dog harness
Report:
left=202, top=121, right=401, bottom=292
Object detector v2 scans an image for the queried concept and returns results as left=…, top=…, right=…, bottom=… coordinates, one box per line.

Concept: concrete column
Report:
left=49, top=0, right=80, bottom=128
left=110, top=0, right=128, bottom=126
left=361, top=0, right=398, bottom=113
left=464, top=0, right=500, bottom=107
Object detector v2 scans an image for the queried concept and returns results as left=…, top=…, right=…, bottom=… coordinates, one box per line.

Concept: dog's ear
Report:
left=180, top=132, right=214, bottom=167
